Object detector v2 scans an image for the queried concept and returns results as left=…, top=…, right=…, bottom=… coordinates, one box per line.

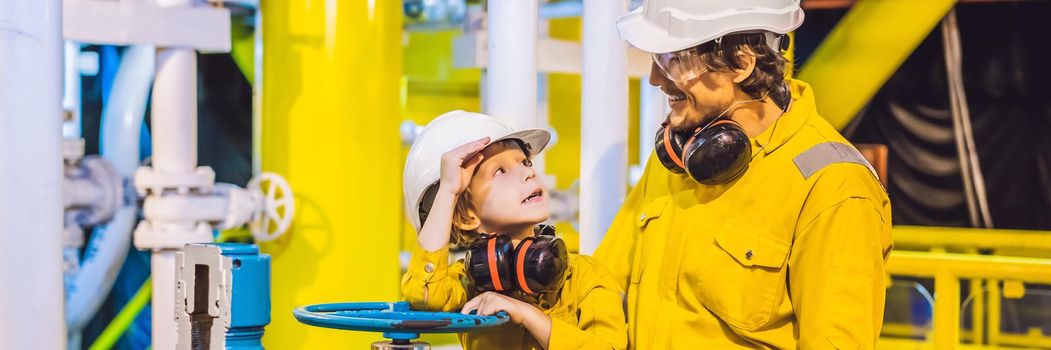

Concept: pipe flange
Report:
left=80, top=156, right=123, bottom=224
left=133, top=221, right=215, bottom=250
left=134, top=166, right=216, bottom=196
left=63, top=155, right=123, bottom=227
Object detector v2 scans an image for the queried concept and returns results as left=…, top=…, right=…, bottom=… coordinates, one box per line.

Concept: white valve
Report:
left=246, top=172, right=294, bottom=242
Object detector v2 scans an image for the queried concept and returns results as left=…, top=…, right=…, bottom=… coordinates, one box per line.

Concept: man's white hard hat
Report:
left=618, top=0, right=805, bottom=54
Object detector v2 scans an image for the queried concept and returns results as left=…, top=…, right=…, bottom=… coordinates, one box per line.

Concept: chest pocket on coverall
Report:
left=688, top=218, right=791, bottom=331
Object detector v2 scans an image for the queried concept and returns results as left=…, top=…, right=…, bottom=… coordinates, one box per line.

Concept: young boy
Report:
left=401, top=110, right=627, bottom=350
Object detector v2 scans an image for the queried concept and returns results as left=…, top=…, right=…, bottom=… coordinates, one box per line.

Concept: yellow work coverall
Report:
left=595, top=79, right=893, bottom=349
left=402, top=245, right=628, bottom=350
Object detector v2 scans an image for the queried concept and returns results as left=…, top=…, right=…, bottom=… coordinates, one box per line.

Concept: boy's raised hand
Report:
left=439, top=137, right=491, bottom=196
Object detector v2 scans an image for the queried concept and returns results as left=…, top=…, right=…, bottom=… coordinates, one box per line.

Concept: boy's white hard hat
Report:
left=403, top=110, right=551, bottom=231
left=618, top=0, right=805, bottom=54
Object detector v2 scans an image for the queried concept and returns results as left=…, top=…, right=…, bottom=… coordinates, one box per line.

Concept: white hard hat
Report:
left=618, top=0, right=805, bottom=54
left=403, top=110, right=551, bottom=231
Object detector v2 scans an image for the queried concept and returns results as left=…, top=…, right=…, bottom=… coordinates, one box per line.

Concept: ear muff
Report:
left=513, top=230, right=568, bottom=296
left=681, top=119, right=752, bottom=185
left=654, top=119, right=752, bottom=185
left=654, top=123, right=687, bottom=175
left=465, top=227, right=569, bottom=296
left=465, top=234, right=515, bottom=293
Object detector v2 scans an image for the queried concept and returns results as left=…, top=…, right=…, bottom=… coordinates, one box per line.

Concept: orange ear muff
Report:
left=515, top=239, right=536, bottom=295
left=663, top=126, right=686, bottom=169
left=487, top=238, right=504, bottom=292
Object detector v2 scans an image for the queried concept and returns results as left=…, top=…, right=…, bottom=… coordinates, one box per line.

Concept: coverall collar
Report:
left=753, top=79, right=816, bottom=156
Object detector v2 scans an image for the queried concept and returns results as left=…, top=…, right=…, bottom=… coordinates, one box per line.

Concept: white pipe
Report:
left=152, top=48, right=197, bottom=174
left=150, top=2, right=198, bottom=347
left=579, top=0, right=628, bottom=255
left=149, top=48, right=196, bottom=350
left=66, top=45, right=154, bottom=337
left=64, top=41, right=82, bottom=139
left=152, top=251, right=178, bottom=348
left=485, top=0, right=538, bottom=131
left=103, top=46, right=154, bottom=174
left=0, top=0, right=67, bottom=348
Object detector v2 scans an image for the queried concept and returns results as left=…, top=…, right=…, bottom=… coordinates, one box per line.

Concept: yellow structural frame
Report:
left=886, top=226, right=1051, bottom=349
left=798, top=0, right=958, bottom=130
left=258, top=1, right=404, bottom=348
left=887, top=251, right=1051, bottom=350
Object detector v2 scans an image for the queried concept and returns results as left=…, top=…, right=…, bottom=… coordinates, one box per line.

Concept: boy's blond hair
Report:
left=450, top=190, right=477, bottom=247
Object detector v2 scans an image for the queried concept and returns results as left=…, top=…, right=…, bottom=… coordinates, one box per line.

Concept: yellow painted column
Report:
left=259, top=0, right=403, bottom=348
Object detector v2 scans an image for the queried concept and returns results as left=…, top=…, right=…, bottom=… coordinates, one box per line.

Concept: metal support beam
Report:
left=798, top=0, right=957, bottom=130
left=63, top=0, right=230, bottom=52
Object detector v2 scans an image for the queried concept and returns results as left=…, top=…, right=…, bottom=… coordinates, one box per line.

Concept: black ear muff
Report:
left=513, top=233, right=568, bottom=296
left=654, top=123, right=687, bottom=174
left=681, top=119, right=752, bottom=185
left=465, top=234, right=515, bottom=293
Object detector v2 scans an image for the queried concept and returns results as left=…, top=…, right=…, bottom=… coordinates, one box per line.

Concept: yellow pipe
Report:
left=888, top=251, right=1051, bottom=283
left=894, top=225, right=1051, bottom=252
left=933, top=272, right=960, bottom=350
left=798, top=0, right=957, bottom=130
left=259, top=1, right=403, bottom=348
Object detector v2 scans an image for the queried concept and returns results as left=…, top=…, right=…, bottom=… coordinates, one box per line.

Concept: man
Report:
left=593, top=0, right=893, bottom=348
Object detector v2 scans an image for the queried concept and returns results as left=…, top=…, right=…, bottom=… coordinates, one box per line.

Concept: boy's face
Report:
left=467, top=141, right=550, bottom=234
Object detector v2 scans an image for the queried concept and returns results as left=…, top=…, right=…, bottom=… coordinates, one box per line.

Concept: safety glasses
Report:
left=652, top=48, right=708, bottom=84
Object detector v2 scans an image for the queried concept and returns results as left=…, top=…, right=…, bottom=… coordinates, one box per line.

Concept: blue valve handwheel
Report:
left=293, top=301, right=510, bottom=341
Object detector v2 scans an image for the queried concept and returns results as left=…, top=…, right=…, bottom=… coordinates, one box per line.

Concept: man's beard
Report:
left=667, top=101, right=728, bottom=134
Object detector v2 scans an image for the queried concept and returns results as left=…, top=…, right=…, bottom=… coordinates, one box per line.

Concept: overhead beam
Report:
left=798, top=0, right=957, bottom=130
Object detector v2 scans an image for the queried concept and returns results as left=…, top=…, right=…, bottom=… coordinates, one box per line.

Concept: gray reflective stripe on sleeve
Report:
left=793, top=142, right=879, bottom=182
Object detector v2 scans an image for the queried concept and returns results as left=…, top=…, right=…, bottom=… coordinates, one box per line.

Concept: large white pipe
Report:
left=67, top=45, right=154, bottom=338
left=485, top=0, right=538, bottom=131
left=0, top=0, right=67, bottom=348
left=579, top=0, right=628, bottom=254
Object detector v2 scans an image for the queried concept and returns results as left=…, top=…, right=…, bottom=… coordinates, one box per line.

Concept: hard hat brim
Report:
left=462, top=128, right=552, bottom=166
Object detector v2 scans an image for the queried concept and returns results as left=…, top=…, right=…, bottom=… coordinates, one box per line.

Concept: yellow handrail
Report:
left=888, top=251, right=1051, bottom=283
left=894, top=226, right=1051, bottom=252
